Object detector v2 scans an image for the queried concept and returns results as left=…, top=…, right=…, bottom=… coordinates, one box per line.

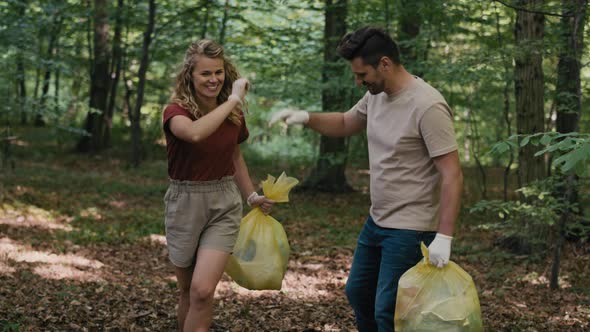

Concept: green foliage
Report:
left=0, top=321, right=20, bottom=332
left=470, top=178, right=562, bottom=253
left=488, top=132, right=590, bottom=176
left=471, top=174, right=589, bottom=252
left=0, top=0, right=587, bottom=173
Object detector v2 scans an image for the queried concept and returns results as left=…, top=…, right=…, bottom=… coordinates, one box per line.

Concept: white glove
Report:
left=231, top=78, right=250, bottom=101
left=428, top=233, right=453, bottom=268
left=269, top=109, right=310, bottom=126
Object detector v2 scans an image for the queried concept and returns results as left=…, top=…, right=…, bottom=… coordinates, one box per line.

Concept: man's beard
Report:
left=366, top=82, right=384, bottom=95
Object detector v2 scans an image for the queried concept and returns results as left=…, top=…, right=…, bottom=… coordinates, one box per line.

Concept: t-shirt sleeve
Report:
left=348, top=91, right=370, bottom=121
left=419, top=103, right=458, bottom=158
left=237, top=111, right=249, bottom=144
left=162, top=104, right=192, bottom=135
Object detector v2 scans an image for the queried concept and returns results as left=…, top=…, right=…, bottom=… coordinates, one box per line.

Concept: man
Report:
left=270, top=26, right=463, bottom=331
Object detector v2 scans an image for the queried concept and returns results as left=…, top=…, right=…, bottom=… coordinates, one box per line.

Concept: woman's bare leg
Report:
left=183, top=249, right=230, bottom=332
left=174, top=265, right=194, bottom=332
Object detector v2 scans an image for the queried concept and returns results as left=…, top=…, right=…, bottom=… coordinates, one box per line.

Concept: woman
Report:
left=162, top=39, right=274, bottom=332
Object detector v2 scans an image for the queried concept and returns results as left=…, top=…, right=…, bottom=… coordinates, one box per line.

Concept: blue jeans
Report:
left=345, top=216, right=436, bottom=332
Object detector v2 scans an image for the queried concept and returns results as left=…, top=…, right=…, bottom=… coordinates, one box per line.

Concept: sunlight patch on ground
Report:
left=33, top=264, right=102, bottom=281
left=143, top=234, right=167, bottom=246
left=0, top=237, right=104, bottom=282
left=215, top=259, right=349, bottom=300
left=550, top=309, right=589, bottom=328
left=79, top=207, right=103, bottom=221
left=0, top=261, right=16, bottom=275
left=0, top=204, right=73, bottom=231
left=521, top=271, right=572, bottom=289
left=108, top=200, right=128, bottom=209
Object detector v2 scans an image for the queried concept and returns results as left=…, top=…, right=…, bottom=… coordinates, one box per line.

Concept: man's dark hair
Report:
left=337, top=26, right=401, bottom=67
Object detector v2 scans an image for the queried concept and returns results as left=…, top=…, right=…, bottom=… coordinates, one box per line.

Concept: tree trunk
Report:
left=54, top=38, right=60, bottom=116
left=17, top=57, right=27, bottom=125
left=467, top=96, right=487, bottom=200
left=86, top=0, right=94, bottom=77
left=36, top=15, right=63, bottom=127
left=550, top=0, right=587, bottom=290
left=384, top=0, right=391, bottom=33
left=201, top=0, right=211, bottom=39
left=219, top=0, right=230, bottom=44
left=494, top=3, right=515, bottom=201
left=398, top=0, right=421, bottom=65
left=78, top=0, right=111, bottom=153
left=514, top=0, right=546, bottom=187
left=129, top=0, right=156, bottom=167
left=555, top=1, right=584, bottom=136
left=15, top=1, right=27, bottom=125
left=105, top=0, right=125, bottom=147
left=33, top=26, right=43, bottom=104
left=301, top=0, right=352, bottom=192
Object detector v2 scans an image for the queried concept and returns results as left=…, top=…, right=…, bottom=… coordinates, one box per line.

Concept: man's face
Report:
left=350, top=57, right=385, bottom=95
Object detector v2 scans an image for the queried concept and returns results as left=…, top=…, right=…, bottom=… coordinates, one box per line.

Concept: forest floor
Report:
left=1, top=130, right=589, bottom=331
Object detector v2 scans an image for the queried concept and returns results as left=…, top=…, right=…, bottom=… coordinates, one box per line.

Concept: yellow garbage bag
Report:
left=224, top=172, right=298, bottom=290
left=394, top=243, right=483, bottom=332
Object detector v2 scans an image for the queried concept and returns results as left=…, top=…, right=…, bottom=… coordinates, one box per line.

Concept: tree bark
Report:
left=77, top=0, right=111, bottom=153
left=105, top=0, right=125, bottom=147
left=494, top=3, right=515, bottom=201
left=384, top=0, right=391, bottom=33
left=398, top=0, right=422, bottom=65
left=219, top=0, right=230, bottom=44
left=201, top=0, right=211, bottom=39
left=15, top=1, right=28, bottom=125
left=17, top=56, right=27, bottom=125
left=54, top=36, right=60, bottom=116
left=301, top=0, right=352, bottom=192
left=550, top=0, right=587, bottom=290
left=129, top=0, right=156, bottom=167
left=514, top=0, right=546, bottom=187
left=36, top=15, right=63, bottom=127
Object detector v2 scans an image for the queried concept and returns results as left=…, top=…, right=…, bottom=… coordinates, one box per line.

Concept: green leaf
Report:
left=540, top=134, right=552, bottom=145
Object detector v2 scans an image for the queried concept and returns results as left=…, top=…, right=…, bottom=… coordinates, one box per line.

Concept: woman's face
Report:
left=192, top=56, right=225, bottom=102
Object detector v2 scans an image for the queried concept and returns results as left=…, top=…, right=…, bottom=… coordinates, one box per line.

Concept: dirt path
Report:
left=1, top=206, right=589, bottom=331
left=0, top=219, right=356, bottom=331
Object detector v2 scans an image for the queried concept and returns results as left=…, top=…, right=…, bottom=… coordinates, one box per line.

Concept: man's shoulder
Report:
left=410, top=78, right=449, bottom=110
left=414, top=78, right=445, bottom=99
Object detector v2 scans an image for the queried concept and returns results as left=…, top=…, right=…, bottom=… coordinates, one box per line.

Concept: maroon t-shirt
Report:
left=162, top=103, right=249, bottom=181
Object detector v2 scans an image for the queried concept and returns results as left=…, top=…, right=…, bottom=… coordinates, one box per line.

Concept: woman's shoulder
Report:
left=165, top=103, right=188, bottom=112
left=164, top=103, right=193, bottom=116
left=163, top=103, right=194, bottom=123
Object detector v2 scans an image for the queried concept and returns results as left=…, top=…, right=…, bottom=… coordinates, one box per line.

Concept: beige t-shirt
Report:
left=350, top=77, right=458, bottom=231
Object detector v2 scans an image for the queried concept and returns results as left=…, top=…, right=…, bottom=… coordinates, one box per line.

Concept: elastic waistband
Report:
left=168, top=176, right=235, bottom=193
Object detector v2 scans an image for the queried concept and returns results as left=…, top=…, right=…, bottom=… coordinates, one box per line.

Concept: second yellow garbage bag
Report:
left=224, top=172, right=298, bottom=290
left=394, top=243, right=483, bottom=332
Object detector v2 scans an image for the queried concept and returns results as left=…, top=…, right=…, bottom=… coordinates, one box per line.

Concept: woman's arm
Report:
left=169, top=78, right=249, bottom=143
left=232, top=146, right=275, bottom=213
left=169, top=97, right=241, bottom=143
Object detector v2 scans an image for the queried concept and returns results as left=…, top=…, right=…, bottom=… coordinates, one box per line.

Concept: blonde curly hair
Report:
left=171, top=39, right=241, bottom=125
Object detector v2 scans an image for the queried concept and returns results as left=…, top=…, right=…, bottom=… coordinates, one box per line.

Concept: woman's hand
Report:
left=246, top=192, right=275, bottom=215
left=231, top=78, right=250, bottom=100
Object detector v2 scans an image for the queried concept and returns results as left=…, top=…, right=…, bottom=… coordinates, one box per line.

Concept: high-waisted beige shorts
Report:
left=163, top=176, right=242, bottom=268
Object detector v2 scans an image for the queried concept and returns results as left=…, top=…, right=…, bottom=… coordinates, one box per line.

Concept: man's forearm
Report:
left=307, top=112, right=349, bottom=137
left=437, top=173, right=463, bottom=236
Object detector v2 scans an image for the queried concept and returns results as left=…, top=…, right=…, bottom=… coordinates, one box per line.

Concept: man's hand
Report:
left=269, top=109, right=310, bottom=126
left=428, top=233, right=453, bottom=268
left=246, top=192, right=275, bottom=215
